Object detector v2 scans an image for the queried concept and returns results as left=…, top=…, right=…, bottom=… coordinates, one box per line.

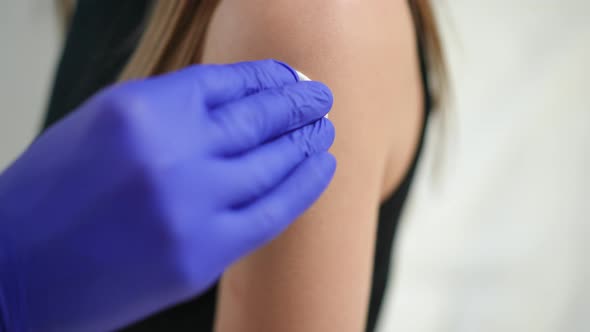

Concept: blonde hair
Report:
left=119, top=1, right=218, bottom=80
left=56, top=0, right=76, bottom=31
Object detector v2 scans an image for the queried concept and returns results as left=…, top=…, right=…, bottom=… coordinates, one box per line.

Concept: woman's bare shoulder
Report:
left=203, top=1, right=424, bottom=331
left=204, top=0, right=423, bottom=193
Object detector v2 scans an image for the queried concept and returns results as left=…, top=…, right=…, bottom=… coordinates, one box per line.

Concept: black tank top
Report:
left=43, top=1, right=432, bottom=331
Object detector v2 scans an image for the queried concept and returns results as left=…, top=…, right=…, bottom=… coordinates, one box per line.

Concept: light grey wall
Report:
left=0, top=1, right=61, bottom=170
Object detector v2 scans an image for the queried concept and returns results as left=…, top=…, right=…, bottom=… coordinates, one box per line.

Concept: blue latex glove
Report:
left=0, top=60, right=336, bottom=332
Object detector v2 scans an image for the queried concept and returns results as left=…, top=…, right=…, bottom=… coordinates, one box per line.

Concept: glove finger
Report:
left=114, top=60, right=298, bottom=121
left=222, top=118, right=335, bottom=206
left=209, top=81, right=333, bottom=156
left=192, top=59, right=299, bottom=107
left=214, top=152, right=336, bottom=254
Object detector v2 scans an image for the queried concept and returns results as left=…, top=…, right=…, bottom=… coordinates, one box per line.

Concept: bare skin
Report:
left=200, top=0, right=424, bottom=330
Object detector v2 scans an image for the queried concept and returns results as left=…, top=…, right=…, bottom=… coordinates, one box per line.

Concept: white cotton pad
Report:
left=295, top=70, right=329, bottom=119
left=296, top=70, right=311, bottom=82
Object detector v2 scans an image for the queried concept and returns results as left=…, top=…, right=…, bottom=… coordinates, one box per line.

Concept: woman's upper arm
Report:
left=201, top=0, right=423, bottom=331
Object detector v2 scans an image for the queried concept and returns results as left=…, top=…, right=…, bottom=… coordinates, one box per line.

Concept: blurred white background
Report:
left=0, top=1, right=61, bottom=170
left=0, top=1, right=588, bottom=331
left=378, top=1, right=590, bottom=331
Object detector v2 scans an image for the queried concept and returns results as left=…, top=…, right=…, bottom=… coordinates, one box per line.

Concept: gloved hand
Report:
left=0, top=60, right=336, bottom=332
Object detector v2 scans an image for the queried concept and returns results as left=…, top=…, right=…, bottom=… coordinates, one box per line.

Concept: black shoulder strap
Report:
left=42, top=0, right=151, bottom=131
